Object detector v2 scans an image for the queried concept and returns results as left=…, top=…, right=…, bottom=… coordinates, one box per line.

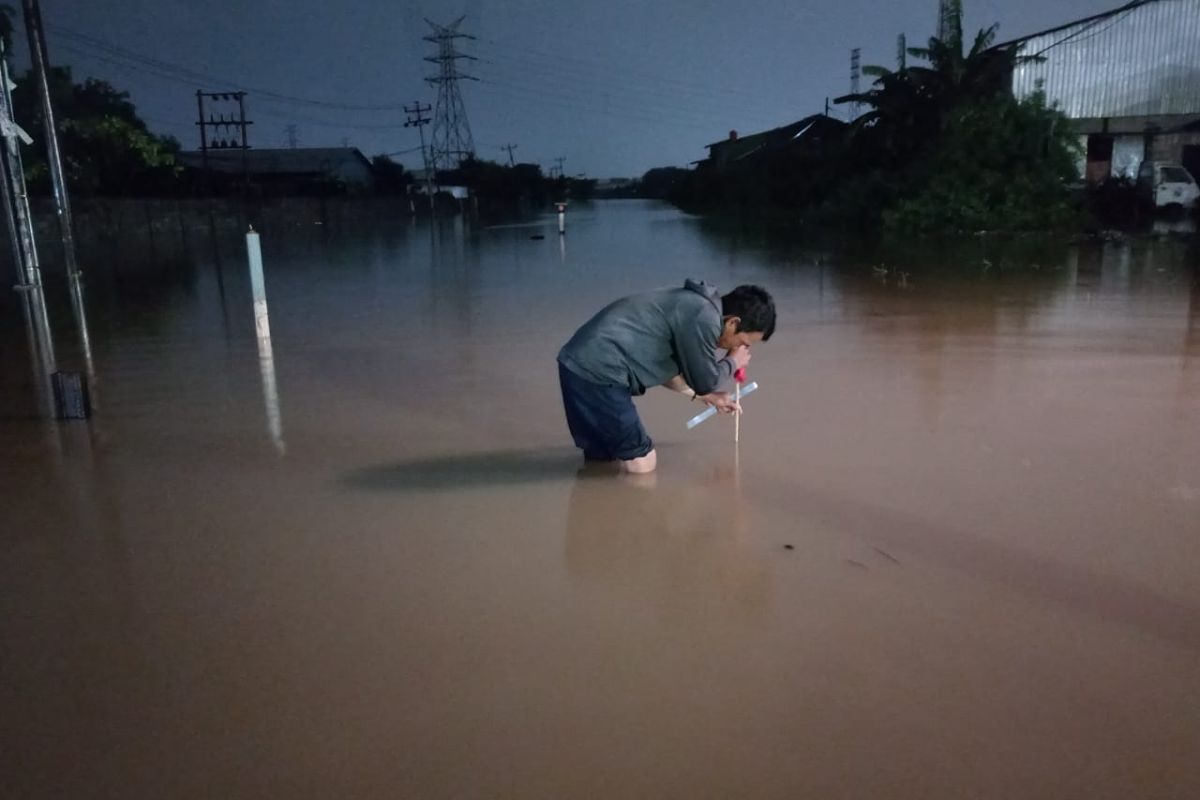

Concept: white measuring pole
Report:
left=245, top=226, right=271, bottom=340
left=244, top=226, right=285, bottom=453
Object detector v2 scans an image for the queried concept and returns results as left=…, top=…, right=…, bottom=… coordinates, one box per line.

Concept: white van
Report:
left=1136, top=162, right=1200, bottom=211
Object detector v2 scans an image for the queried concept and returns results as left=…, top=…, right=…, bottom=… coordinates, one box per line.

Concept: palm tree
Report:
left=834, top=18, right=1042, bottom=159
left=906, top=24, right=1032, bottom=125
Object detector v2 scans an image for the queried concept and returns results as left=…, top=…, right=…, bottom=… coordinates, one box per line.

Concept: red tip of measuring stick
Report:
left=734, top=368, right=746, bottom=384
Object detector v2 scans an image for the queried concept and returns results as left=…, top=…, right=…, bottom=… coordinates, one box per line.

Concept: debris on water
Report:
left=530, top=234, right=546, bottom=240
left=783, top=544, right=795, bottom=550
left=873, top=547, right=900, bottom=564
left=846, top=559, right=868, bottom=569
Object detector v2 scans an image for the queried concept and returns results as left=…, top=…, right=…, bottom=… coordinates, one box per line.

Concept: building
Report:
left=1002, top=0, right=1200, bottom=183
left=178, top=147, right=376, bottom=193
left=406, top=168, right=469, bottom=200
left=696, top=115, right=847, bottom=173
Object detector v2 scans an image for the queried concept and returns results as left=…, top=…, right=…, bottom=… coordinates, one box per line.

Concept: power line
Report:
left=478, top=55, right=783, bottom=127
left=479, top=76, right=781, bottom=132
left=474, top=41, right=785, bottom=118
left=50, top=42, right=409, bottom=134
left=46, top=23, right=401, bottom=112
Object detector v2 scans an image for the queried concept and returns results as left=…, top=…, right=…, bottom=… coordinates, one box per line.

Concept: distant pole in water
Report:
left=245, top=226, right=271, bottom=340
left=557, top=202, right=566, bottom=236
left=244, top=226, right=284, bottom=452
left=404, top=101, right=435, bottom=216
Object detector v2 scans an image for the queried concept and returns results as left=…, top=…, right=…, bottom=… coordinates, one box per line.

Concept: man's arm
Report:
left=674, top=315, right=733, bottom=396
left=662, top=374, right=693, bottom=395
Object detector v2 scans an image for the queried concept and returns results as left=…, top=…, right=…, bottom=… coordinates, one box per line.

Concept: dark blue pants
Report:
left=558, top=362, right=653, bottom=461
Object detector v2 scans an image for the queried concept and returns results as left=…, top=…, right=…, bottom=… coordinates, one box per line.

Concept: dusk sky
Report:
left=16, top=0, right=1117, bottom=177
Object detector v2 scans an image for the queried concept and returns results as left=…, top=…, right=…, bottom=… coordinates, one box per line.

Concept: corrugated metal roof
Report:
left=177, top=147, right=373, bottom=175
left=1010, top=0, right=1200, bottom=119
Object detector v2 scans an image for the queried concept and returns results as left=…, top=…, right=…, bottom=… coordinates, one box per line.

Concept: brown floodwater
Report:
left=2, top=201, right=1199, bottom=798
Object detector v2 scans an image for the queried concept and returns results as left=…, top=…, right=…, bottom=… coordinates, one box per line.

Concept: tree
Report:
left=12, top=66, right=181, bottom=196
left=836, top=20, right=1042, bottom=163
left=822, top=18, right=1075, bottom=233
left=884, top=90, right=1081, bottom=233
left=370, top=154, right=411, bottom=195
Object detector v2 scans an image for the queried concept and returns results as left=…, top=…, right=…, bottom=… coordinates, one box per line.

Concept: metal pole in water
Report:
left=0, top=40, right=59, bottom=409
left=22, top=0, right=95, bottom=381
left=0, top=43, right=42, bottom=291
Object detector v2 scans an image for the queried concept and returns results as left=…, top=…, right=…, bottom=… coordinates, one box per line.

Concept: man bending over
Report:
left=557, top=281, right=775, bottom=473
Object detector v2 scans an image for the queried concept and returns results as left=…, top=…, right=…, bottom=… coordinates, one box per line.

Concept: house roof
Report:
left=703, top=115, right=846, bottom=170
left=178, top=147, right=375, bottom=176
left=704, top=115, right=844, bottom=151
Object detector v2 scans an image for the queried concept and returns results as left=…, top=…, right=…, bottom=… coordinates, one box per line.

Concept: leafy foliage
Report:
left=13, top=66, right=182, bottom=196
left=884, top=91, right=1081, bottom=233
left=671, top=16, right=1082, bottom=234
left=370, top=155, right=412, bottom=195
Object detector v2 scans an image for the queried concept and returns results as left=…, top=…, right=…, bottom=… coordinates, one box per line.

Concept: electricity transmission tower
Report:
left=424, top=16, right=477, bottom=172
left=284, top=124, right=299, bottom=148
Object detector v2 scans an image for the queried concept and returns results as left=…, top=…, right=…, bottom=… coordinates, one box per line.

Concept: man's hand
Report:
left=729, top=345, right=751, bottom=372
left=698, top=391, right=741, bottom=415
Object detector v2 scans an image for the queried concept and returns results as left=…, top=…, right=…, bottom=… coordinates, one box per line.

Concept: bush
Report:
left=884, top=92, right=1081, bottom=233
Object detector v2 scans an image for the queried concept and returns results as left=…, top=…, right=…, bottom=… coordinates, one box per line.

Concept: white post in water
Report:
left=244, top=226, right=285, bottom=453
left=245, top=226, right=270, bottom=339
left=556, top=202, right=566, bottom=235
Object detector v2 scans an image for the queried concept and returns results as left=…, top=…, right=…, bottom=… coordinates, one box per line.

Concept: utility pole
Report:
left=849, top=48, right=862, bottom=122
left=937, top=0, right=963, bottom=48
left=0, top=42, right=41, bottom=290
left=553, top=157, right=565, bottom=180
left=22, top=0, right=93, bottom=379
left=501, top=143, right=517, bottom=167
left=897, top=33, right=907, bottom=71
left=284, top=123, right=299, bottom=148
left=0, top=39, right=58, bottom=414
left=404, top=100, right=435, bottom=213
left=195, top=91, right=253, bottom=192
left=424, top=16, right=478, bottom=172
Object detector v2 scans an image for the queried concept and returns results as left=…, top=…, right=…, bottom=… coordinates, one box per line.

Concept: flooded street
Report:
left=2, top=200, right=1199, bottom=798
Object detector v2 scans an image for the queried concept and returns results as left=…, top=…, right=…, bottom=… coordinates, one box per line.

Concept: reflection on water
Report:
left=2, top=200, right=1199, bottom=799
left=346, top=447, right=583, bottom=491
left=565, top=467, right=772, bottom=626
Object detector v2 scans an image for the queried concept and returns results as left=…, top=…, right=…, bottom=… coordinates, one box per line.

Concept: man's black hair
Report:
left=721, top=285, right=775, bottom=341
